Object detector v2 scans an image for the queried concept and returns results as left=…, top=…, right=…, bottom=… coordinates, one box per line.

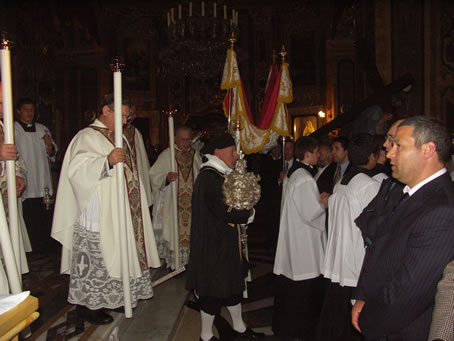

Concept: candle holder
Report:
left=0, top=31, right=13, bottom=50
left=280, top=45, right=287, bottom=63
left=166, top=104, right=179, bottom=119
left=110, top=56, right=125, bottom=72
left=160, top=1, right=242, bottom=80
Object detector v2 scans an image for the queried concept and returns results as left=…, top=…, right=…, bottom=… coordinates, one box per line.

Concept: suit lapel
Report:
left=375, top=173, right=451, bottom=239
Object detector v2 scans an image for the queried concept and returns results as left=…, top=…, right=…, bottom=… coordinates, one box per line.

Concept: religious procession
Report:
left=0, top=2, right=453, bottom=341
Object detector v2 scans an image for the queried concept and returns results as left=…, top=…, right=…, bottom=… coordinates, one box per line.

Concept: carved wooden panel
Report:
left=391, top=0, right=424, bottom=116
left=441, top=87, right=454, bottom=130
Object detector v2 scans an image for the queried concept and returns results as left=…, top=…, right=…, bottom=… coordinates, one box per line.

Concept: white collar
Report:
left=91, top=118, right=108, bottom=129
left=403, top=168, right=447, bottom=196
left=201, top=154, right=233, bottom=175
left=90, top=119, right=132, bottom=153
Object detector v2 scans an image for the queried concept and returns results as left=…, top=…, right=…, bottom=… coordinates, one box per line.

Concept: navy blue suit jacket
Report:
left=356, top=172, right=454, bottom=340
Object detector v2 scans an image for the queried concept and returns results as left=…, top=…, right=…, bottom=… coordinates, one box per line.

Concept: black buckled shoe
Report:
left=76, top=305, right=114, bottom=325
left=233, top=328, right=265, bottom=340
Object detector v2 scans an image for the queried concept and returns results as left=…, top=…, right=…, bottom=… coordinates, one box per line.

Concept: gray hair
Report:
left=174, top=125, right=192, bottom=136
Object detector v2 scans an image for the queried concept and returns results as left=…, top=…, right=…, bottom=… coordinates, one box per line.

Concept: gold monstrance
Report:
left=223, top=152, right=261, bottom=211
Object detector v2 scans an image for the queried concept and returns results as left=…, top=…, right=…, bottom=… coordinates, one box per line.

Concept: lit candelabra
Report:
left=160, top=1, right=240, bottom=80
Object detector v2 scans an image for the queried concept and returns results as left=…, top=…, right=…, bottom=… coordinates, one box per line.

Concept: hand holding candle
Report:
left=0, top=144, right=18, bottom=161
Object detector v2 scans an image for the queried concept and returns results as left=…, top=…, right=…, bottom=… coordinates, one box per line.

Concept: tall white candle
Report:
left=113, top=69, right=133, bottom=319
left=224, top=5, right=227, bottom=20
left=201, top=1, right=205, bottom=16
left=189, top=2, right=192, bottom=16
left=0, top=44, right=22, bottom=294
left=167, top=114, right=180, bottom=270
left=178, top=5, right=181, bottom=20
left=171, top=8, right=174, bottom=22
left=1, top=41, right=20, bottom=279
left=213, top=3, right=216, bottom=18
left=167, top=12, right=170, bottom=27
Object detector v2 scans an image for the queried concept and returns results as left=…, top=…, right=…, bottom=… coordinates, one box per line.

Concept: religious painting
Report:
left=123, top=38, right=151, bottom=91
left=290, top=32, right=317, bottom=86
left=292, top=114, right=318, bottom=140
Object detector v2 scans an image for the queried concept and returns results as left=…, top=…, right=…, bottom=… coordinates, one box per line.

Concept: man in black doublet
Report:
left=186, top=134, right=264, bottom=341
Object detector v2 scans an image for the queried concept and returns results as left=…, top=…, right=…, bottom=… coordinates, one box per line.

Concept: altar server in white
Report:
left=51, top=95, right=160, bottom=325
left=318, top=133, right=382, bottom=341
left=273, top=136, right=328, bottom=340
left=15, top=97, right=58, bottom=257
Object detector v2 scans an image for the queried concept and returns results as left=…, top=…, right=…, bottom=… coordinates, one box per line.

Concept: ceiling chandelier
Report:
left=159, top=1, right=240, bottom=80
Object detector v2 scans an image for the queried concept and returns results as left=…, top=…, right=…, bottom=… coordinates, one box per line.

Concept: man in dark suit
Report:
left=315, top=142, right=337, bottom=194
left=331, top=136, right=351, bottom=185
left=351, top=116, right=454, bottom=341
left=354, top=119, right=405, bottom=245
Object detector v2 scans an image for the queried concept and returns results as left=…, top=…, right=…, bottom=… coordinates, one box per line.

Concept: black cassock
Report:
left=186, top=166, right=251, bottom=299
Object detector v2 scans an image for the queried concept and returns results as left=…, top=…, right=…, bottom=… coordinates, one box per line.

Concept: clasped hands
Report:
left=43, top=134, right=54, bottom=155
left=320, top=192, right=330, bottom=208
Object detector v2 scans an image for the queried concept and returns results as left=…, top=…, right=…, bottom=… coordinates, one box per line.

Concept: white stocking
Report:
left=200, top=310, right=215, bottom=341
left=226, top=303, right=247, bottom=333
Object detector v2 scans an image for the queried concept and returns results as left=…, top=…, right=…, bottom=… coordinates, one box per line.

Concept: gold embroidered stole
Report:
left=90, top=125, right=148, bottom=270
left=175, top=149, right=195, bottom=248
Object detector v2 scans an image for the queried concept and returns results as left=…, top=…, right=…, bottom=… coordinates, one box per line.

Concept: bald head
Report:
left=318, top=144, right=333, bottom=167
left=383, top=119, right=404, bottom=152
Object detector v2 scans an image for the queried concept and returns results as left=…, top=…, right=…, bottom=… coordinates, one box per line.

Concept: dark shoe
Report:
left=76, top=305, right=113, bottom=325
left=233, top=327, right=265, bottom=340
left=186, top=299, right=200, bottom=311
left=109, top=306, right=125, bottom=313
left=199, top=337, right=219, bottom=341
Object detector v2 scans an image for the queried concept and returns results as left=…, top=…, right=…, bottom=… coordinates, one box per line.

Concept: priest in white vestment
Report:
left=273, top=136, right=327, bottom=340
left=51, top=95, right=160, bottom=324
left=319, top=133, right=382, bottom=341
left=149, top=125, right=202, bottom=270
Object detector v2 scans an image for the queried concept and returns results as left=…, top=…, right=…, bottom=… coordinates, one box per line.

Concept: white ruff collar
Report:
left=201, top=154, right=233, bottom=175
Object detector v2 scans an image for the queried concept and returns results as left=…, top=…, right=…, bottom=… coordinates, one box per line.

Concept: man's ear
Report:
left=101, top=105, right=110, bottom=117
left=421, top=142, right=436, bottom=160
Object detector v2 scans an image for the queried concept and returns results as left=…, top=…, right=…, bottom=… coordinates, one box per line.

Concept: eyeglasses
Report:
left=386, top=135, right=395, bottom=144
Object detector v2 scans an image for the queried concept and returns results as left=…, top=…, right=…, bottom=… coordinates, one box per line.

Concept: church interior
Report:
left=1, top=0, right=453, bottom=340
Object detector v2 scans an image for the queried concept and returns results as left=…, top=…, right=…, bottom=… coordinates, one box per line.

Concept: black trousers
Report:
left=272, top=275, right=325, bottom=339
left=22, top=197, right=58, bottom=255
left=198, top=294, right=242, bottom=315
left=316, top=281, right=364, bottom=341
